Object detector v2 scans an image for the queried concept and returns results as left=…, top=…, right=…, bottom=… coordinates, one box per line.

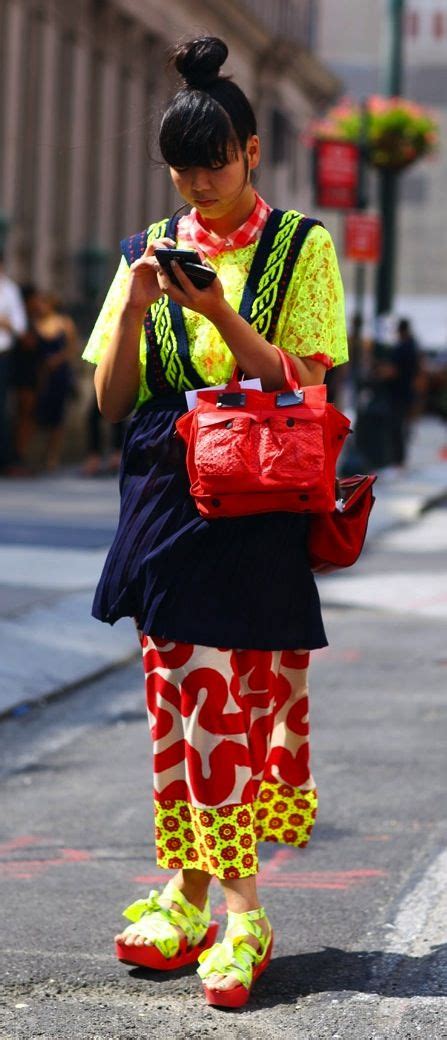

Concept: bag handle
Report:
left=226, top=346, right=301, bottom=392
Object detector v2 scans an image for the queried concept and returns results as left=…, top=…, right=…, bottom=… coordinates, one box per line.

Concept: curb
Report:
left=2, top=647, right=141, bottom=723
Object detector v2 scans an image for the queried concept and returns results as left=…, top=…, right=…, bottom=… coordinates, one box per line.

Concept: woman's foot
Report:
left=115, top=870, right=214, bottom=968
left=79, top=453, right=102, bottom=477
left=197, top=906, right=273, bottom=1006
left=115, top=873, right=208, bottom=948
left=203, top=911, right=271, bottom=991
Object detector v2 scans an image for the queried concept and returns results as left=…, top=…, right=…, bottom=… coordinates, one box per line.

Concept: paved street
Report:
left=0, top=440, right=446, bottom=1038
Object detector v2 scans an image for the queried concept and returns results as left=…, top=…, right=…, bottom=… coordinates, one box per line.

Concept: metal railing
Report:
left=241, top=0, right=317, bottom=48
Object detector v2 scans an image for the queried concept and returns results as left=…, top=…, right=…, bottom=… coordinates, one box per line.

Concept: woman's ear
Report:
left=247, top=135, right=261, bottom=171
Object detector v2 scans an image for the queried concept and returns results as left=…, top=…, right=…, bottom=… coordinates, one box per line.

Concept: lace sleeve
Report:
left=275, top=224, right=349, bottom=368
left=82, top=255, right=150, bottom=405
left=82, top=256, right=131, bottom=366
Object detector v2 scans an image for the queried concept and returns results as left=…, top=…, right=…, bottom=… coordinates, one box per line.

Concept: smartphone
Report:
left=154, top=248, right=216, bottom=290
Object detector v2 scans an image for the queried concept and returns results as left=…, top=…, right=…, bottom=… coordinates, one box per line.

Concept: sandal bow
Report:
left=115, top=881, right=219, bottom=971
left=197, top=907, right=273, bottom=1007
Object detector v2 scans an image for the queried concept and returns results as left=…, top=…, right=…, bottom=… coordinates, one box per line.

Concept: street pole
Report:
left=354, top=100, right=370, bottom=323
left=375, top=0, right=405, bottom=317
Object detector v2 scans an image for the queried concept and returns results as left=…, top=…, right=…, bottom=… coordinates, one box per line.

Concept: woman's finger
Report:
left=143, top=236, right=175, bottom=258
left=170, top=260, right=195, bottom=295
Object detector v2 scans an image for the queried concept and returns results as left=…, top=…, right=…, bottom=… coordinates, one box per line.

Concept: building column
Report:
left=66, top=37, right=90, bottom=295
left=32, top=16, right=58, bottom=287
left=122, top=71, right=147, bottom=234
left=0, top=0, right=25, bottom=264
left=95, top=58, right=120, bottom=248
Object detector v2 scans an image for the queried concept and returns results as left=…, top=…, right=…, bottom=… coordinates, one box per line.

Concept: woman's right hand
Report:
left=123, top=237, right=176, bottom=314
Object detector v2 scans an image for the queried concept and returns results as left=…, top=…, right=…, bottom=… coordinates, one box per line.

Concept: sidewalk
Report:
left=0, top=417, right=446, bottom=718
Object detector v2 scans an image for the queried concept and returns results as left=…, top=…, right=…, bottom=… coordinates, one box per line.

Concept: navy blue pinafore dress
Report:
left=91, top=211, right=328, bottom=651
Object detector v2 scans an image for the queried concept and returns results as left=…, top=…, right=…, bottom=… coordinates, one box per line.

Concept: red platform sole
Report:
left=202, top=934, right=274, bottom=1008
left=115, top=921, right=219, bottom=971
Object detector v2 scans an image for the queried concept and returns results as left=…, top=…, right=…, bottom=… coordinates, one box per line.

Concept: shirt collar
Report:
left=177, top=193, right=272, bottom=259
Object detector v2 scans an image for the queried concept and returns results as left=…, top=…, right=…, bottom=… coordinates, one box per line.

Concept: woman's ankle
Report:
left=220, top=874, right=261, bottom=915
left=171, top=868, right=212, bottom=911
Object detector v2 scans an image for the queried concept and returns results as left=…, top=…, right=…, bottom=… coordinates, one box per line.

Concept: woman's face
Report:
left=169, top=136, right=260, bottom=220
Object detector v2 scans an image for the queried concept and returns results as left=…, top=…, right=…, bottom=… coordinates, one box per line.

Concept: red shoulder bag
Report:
left=308, top=473, right=377, bottom=573
left=175, top=349, right=351, bottom=519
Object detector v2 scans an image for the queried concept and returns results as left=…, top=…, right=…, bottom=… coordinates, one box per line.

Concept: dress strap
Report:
left=238, top=210, right=324, bottom=343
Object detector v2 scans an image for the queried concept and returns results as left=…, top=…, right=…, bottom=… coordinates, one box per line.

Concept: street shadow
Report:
left=251, top=944, right=447, bottom=1008
left=124, top=944, right=447, bottom=1007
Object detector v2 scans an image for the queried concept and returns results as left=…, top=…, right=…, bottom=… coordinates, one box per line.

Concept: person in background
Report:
left=80, top=395, right=126, bottom=476
left=11, top=285, right=41, bottom=472
left=0, top=251, right=27, bottom=473
left=379, top=317, right=421, bottom=468
left=32, top=291, right=79, bottom=471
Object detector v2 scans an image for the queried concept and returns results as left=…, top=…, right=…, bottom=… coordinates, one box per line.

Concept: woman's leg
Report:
left=44, top=423, right=65, bottom=470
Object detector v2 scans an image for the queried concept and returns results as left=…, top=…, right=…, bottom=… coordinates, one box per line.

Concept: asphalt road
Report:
left=1, top=511, right=447, bottom=1040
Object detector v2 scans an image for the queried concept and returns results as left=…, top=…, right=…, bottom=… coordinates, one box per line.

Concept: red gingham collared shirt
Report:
left=177, top=192, right=272, bottom=259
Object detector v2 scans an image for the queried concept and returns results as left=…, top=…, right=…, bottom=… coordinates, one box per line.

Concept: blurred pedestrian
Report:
left=380, top=317, right=421, bottom=468
left=348, top=311, right=372, bottom=401
left=11, top=285, right=41, bottom=471
left=0, top=252, right=27, bottom=473
left=32, top=291, right=79, bottom=471
left=80, top=395, right=126, bottom=476
left=82, top=36, right=349, bottom=1006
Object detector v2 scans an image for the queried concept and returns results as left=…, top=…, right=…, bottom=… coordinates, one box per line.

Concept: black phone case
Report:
left=154, top=249, right=216, bottom=290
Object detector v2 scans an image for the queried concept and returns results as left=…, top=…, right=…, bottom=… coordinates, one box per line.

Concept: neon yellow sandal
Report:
left=115, top=880, right=219, bottom=971
left=197, top=907, right=273, bottom=1007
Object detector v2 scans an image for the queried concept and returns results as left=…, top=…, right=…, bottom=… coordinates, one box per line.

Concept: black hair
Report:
left=159, top=37, right=257, bottom=170
left=397, top=317, right=412, bottom=336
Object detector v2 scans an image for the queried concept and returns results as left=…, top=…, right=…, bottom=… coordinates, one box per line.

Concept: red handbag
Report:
left=308, top=473, right=377, bottom=573
left=175, top=349, right=351, bottom=519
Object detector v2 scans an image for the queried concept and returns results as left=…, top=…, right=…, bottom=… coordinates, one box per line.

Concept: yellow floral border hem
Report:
left=154, top=783, right=318, bottom=880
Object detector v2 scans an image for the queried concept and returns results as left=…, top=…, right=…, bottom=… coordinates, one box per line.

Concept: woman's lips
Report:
left=194, top=199, right=218, bottom=208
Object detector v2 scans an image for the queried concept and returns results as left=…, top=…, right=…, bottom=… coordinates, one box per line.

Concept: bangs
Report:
left=159, top=91, right=239, bottom=169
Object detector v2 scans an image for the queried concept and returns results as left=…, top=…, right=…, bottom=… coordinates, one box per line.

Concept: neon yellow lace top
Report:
left=82, top=221, right=348, bottom=409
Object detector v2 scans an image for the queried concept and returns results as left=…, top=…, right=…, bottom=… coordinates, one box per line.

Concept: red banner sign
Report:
left=344, top=213, right=382, bottom=262
left=314, top=140, right=360, bottom=209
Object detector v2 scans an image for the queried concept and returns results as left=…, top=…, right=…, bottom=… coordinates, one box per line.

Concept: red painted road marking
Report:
left=0, top=836, right=41, bottom=854
left=0, top=840, right=92, bottom=879
left=133, top=868, right=386, bottom=891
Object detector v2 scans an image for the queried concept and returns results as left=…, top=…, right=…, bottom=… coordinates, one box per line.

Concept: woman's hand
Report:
left=124, top=237, right=176, bottom=315
left=154, top=257, right=227, bottom=323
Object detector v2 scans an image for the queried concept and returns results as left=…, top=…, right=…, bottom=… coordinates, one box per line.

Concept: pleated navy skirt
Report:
left=92, top=395, right=327, bottom=651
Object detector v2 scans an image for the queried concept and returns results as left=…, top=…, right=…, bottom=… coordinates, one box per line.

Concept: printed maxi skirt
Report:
left=140, top=633, right=318, bottom=879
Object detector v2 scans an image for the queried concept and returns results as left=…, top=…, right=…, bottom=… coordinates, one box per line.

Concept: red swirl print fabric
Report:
left=140, top=635, right=317, bottom=876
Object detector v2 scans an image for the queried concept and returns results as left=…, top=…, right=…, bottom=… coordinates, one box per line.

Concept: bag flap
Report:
left=337, top=474, right=377, bottom=511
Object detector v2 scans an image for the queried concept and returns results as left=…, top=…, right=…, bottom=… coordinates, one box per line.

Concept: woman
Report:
left=33, top=291, right=78, bottom=471
left=83, top=37, right=348, bottom=1008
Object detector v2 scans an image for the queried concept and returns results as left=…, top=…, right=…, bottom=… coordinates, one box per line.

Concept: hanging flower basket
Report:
left=308, top=96, right=439, bottom=172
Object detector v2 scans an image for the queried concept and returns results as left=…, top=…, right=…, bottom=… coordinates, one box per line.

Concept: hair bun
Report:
left=173, top=37, right=228, bottom=89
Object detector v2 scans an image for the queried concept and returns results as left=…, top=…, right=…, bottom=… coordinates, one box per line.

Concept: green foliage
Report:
left=309, top=96, right=439, bottom=170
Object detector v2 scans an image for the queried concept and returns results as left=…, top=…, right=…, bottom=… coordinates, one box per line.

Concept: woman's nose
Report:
left=191, top=168, right=212, bottom=191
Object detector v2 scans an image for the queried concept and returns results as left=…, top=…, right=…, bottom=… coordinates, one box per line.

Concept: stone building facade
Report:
left=0, top=0, right=340, bottom=309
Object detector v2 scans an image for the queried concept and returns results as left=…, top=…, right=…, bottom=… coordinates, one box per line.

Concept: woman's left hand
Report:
left=154, top=259, right=227, bottom=322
